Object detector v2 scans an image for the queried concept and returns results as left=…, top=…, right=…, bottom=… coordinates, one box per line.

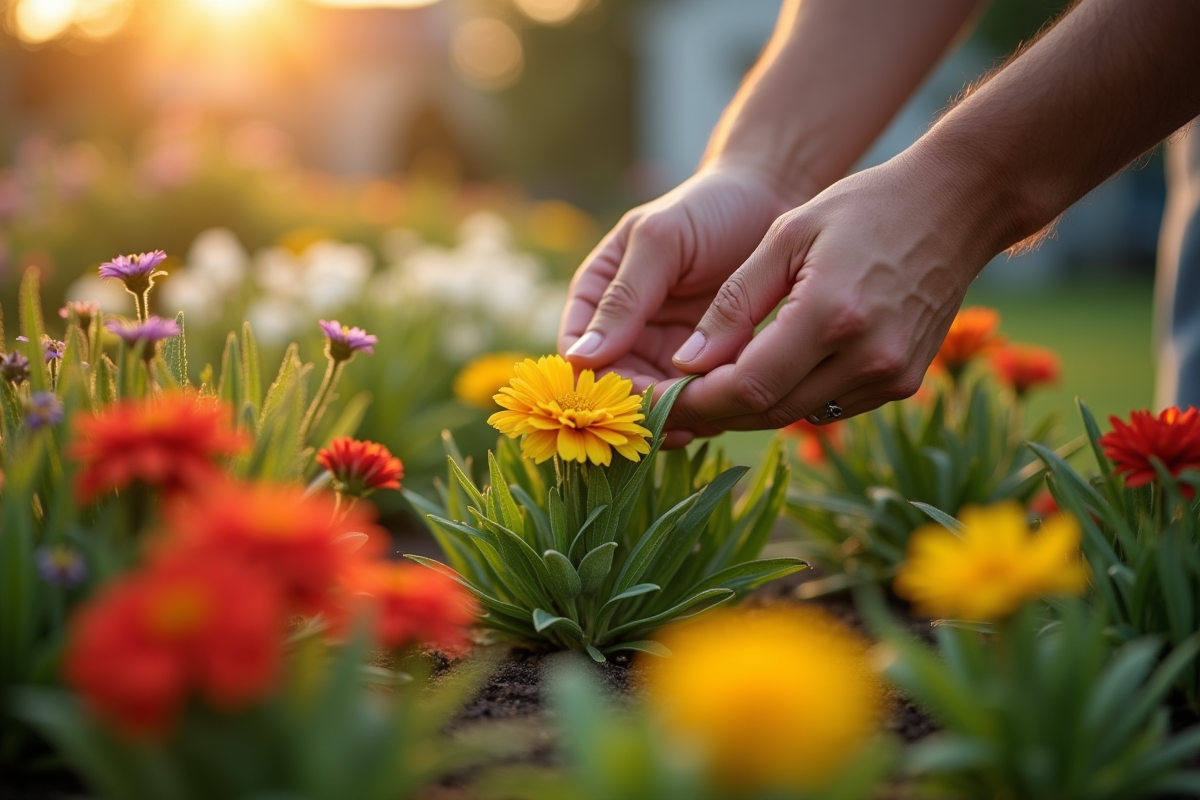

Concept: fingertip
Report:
left=661, top=429, right=696, bottom=449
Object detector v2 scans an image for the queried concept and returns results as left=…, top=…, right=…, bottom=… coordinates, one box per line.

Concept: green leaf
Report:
left=532, top=608, right=585, bottom=640
left=94, top=354, right=117, bottom=407
left=543, top=550, right=582, bottom=601
left=585, top=465, right=613, bottom=551
left=603, top=588, right=733, bottom=640
left=162, top=311, right=188, bottom=387
left=601, top=583, right=661, bottom=611
left=405, top=555, right=531, bottom=624
left=648, top=466, right=746, bottom=583
left=448, top=455, right=486, bottom=519
left=217, top=331, right=242, bottom=426
left=19, top=268, right=47, bottom=393
left=578, top=542, right=618, bottom=596
left=585, top=644, right=606, bottom=663
left=240, top=321, right=262, bottom=416
left=686, top=557, right=807, bottom=597
left=604, top=640, right=671, bottom=658
left=488, top=452, right=524, bottom=535
left=548, top=488, right=570, bottom=555
left=910, top=502, right=966, bottom=534
left=611, top=494, right=696, bottom=595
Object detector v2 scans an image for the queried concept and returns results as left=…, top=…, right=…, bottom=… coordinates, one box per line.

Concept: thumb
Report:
left=672, top=214, right=812, bottom=373
left=563, top=218, right=678, bottom=368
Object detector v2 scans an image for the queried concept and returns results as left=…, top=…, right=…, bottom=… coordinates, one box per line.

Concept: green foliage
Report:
left=406, top=380, right=804, bottom=660
left=870, top=597, right=1200, bottom=800
left=0, top=267, right=361, bottom=761
left=12, top=631, right=515, bottom=800
left=477, top=660, right=893, bottom=800
left=785, top=378, right=1062, bottom=593
left=1031, top=400, right=1200, bottom=708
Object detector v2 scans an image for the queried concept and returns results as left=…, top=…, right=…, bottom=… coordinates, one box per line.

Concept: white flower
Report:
left=253, top=247, right=305, bottom=302
left=458, top=210, right=511, bottom=248
left=246, top=298, right=303, bottom=346
left=65, top=275, right=132, bottom=314
left=302, top=241, right=372, bottom=312
left=187, top=228, right=247, bottom=294
left=159, top=271, right=221, bottom=325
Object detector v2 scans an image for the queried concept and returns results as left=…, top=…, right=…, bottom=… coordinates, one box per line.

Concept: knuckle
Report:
left=886, top=373, right=924, bottom=401
left=596, top=279, right=641, bottom=318
left=763, top=402, right=802, bottom=430
left=709, top=275, right=754, bottom=330
left=631, top=212, right=677, bottom=244
left=858, top=348, right=908, bottom=382
left=733, top=372, right=779, bottom=413
left=824, top=299, right=869, bottom=342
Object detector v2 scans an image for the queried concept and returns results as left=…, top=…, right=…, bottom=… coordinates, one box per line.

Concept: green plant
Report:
left=405, top=380, right=804, bottom=661
left=868, top=596, right=1200, bottom=800
left=12, top=631, right=515, bottom=800
left=785, top=377, right=1063, bottom=594
left=1031, top=400, right=1200, bottom=708
left=477, top=659, right=893, bottom=800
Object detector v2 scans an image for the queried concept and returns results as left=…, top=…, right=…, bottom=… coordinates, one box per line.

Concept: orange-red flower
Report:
left=64, top=556, right=283, bottom=737
left=161, top=481, right=386, bottom=618
left=1028, top=491, right=1060, bottom=519
left=780, top=419, right=843, bottom=464
left=70, top=393, right=246, bottom=502
left=933, top=307, right=1003, bottom=377
left=344, top=561, right=477, bottom=653
left=1099, top=407, right=1200, bottom=491
left=316, top=437, right=403, bottom=498
left=991, top=343, right=1061, bottom=396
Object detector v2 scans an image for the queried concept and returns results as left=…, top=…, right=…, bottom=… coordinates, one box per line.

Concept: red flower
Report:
left=70, top=394, right=246, bottom=502
left=780, top=419, right=843, bottom=464
left=991, top=344, right=1061, bottom=396
left=316, top=437, right=403, bottom=498
left=1099, top=407, right=1200, bottom=491
left=933, top=307, right=1003, bottom=376
left=64, top=557, right=282, bottom=737
left=344, top=561, right=477, bottom=653
left=161, top=481, right=386, bottom=618
left=1028, top=491, right=1060, bottom=519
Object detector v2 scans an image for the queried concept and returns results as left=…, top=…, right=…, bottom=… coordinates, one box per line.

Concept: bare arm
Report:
left=559, top=0, right=983, bottom=398
left=670, top=0, right=1200, bottom=431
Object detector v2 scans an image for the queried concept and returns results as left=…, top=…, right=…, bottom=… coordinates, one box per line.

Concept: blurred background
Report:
left=0, top=0, right=1163, bottom=488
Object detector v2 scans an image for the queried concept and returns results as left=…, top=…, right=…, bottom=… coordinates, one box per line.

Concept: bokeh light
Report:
left=187, top=0, right=274, bottom=17
left=514, top=0, right=586, bottom=26
left=308, top=0, right=442, bottom=7
left=12, top=0, right=78, bottom=44
left=451, top=17, right=523, bottom=91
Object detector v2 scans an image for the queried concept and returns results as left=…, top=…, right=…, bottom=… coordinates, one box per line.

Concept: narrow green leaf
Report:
left=604, top=640, right=671, bottom=658
left=162, top=311, right=188, bottom=387
left=19, top=268, right=47, bottom=393
left=543, top=550, right=582, bottom=601
left=603, top=588, right=733, bottom=640
left=585, top=644, right=606, bottom=663
left=240, top=321, right=262, bottom=415
left=910, top=502, right=966, bottom=534
left=532, top=608, right=585, bottom=641
left=578, top=541, right=618, bottom=595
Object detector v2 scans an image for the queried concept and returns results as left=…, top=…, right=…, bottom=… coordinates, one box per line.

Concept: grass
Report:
left=717, top=278, right=1157, bottom=466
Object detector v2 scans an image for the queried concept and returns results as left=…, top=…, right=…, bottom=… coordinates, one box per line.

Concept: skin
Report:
left=559, top=0, right=1200, bottom=440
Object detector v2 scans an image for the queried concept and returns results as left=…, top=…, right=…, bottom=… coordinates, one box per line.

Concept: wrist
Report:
left=702, top=150, right=823, bottom=210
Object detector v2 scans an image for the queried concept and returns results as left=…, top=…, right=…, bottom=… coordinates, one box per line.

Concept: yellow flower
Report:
left=488, top=355, right=651, bottom=466
left=453, top=352, right=528, bottom=409
left=893, top=502, right=1089, bottom=621
left=645, top=608, right=882, bottom=792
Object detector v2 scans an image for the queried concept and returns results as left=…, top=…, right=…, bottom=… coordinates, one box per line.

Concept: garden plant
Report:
left=407, top=355, right=804, bottom=661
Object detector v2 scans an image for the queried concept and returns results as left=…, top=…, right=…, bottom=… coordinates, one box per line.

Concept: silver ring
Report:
left=825, top=401, right=843, bottom=420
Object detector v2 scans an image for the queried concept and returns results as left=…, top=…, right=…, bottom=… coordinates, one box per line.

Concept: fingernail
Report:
left=566, top=330, right=603, bottom=358
left=672, top=331, right=707, bottom=364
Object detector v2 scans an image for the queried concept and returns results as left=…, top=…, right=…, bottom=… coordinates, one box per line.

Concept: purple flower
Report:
left=1, top=351, right=30, bottom=384
left=98, top=250, right=169, bottom=296
left=36, top=545, right=87, bottom=588
left=59, top=301, right=99, bottom=331
left=14, top=335, right=63, bottom=363
left=105, top=316, right=181, bottom=356
left=319, top=319, right=377, bottom=362
left=25, top=391, right=63, bottom=430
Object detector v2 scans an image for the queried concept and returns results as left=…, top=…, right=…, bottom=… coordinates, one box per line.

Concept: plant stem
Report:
left=300, top=357, right=343, bottom=445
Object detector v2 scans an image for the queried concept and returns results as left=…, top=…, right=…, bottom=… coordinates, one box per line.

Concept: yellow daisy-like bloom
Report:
left=453, top=352, right=528, bottom=409
left=646, top=608, right=882, bottom=792
left=893, top=501, right=1089, bottom=621
left=487, top=355, right=652, bottom=466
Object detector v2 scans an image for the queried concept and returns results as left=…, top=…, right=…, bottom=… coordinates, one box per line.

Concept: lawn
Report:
left=718, top=278, right=1157, bottom=465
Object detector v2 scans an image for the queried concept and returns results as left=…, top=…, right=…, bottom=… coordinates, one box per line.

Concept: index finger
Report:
left=558, top=226, right=630, bottom=354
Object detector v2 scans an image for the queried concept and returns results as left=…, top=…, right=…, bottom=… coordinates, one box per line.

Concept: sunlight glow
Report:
left=307, top=0, right=442, bottom=8
left=451, top=17, right=523, bottom=91
left=187, top=0, right=273, bottom=17
left=13, top=0, right=78, bottom=44
left=514, top=0, right=586, bottom=26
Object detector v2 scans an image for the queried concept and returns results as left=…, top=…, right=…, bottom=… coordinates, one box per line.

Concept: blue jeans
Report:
left=1156, top=120, right=1200, bottom=410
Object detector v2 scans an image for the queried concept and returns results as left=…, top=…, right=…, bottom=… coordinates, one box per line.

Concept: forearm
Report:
left=704, top=0, right=984, bottom=203
left=908, top=0, right=1200, bottom=262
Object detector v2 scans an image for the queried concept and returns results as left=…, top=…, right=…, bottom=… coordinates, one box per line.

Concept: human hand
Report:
left=558, top=166, right=798, bottom=396
left=667, top=155, right=997, bottom=432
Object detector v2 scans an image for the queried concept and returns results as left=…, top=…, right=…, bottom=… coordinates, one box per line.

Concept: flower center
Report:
left=147, top=585, right=210, bottom=638
left=556, top=391, right=595, bottom=412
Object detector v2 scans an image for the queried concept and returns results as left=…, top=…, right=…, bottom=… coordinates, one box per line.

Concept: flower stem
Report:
left=300, top=357, right=343, bottom=445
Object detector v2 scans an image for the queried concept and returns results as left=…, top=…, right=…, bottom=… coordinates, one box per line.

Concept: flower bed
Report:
left=2, top=268, right=1199, bottom=800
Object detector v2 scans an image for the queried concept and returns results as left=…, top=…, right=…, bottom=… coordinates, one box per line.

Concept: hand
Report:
left=667, top=154, right=994, bottom=432
left=558, top=166, right=798, bottom=396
